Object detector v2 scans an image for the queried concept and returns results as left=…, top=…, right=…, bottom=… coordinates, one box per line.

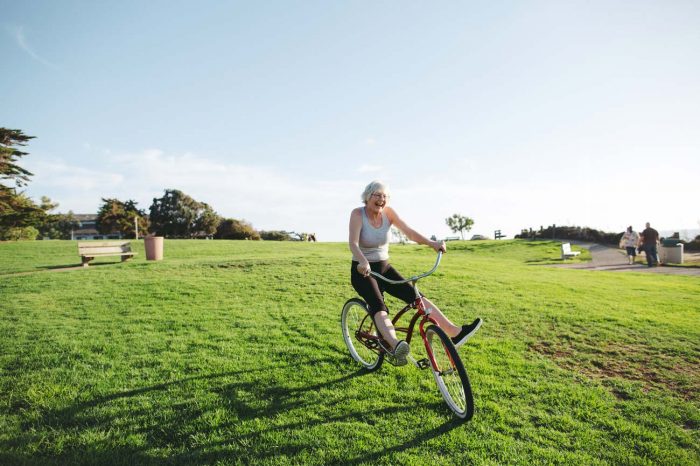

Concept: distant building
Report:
left=71, top=214, right=122, bottom=240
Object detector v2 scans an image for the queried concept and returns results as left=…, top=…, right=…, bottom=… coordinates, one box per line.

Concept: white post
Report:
left=134, top=216, right=139, bottom=239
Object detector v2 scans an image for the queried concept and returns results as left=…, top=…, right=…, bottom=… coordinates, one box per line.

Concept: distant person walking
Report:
left=619, top=226, right=640, bottom=265
left=640, top=222, right=660, bottom=267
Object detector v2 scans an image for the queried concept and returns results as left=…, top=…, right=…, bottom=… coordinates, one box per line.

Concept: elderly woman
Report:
left=349, top=180, right=482, bottom=366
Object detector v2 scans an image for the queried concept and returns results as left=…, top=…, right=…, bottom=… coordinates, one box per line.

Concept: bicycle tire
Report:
left=425, top=325, right=474, bottom=420
left=341, top=298, right=384, bottom=371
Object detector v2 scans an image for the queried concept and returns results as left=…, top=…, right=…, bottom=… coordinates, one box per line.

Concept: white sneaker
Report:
left=392, top=340, right=410, bottom=366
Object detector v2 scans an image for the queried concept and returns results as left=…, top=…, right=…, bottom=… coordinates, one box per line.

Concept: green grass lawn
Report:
left=1, top=239, right=698, bottom=465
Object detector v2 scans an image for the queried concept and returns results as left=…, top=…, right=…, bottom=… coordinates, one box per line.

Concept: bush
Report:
left=259, top=230, right=290, bottom=241
left=215, top=219, right=260, bottom=240
left=0, top=226, right=39, bottom=241
left=515, top=225, right=621, bottom=246
left=684, top=235, right=700, bottom=252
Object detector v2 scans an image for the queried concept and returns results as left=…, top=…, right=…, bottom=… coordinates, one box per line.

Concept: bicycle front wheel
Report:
left=341, top=298, right=384, bottom=371
left=425, top=325, right=474, bottom=419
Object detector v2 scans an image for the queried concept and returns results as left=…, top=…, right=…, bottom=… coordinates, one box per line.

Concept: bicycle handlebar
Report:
left=368, top=251, right=443, bottom=284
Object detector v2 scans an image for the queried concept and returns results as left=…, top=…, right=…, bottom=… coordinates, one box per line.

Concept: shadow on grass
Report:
left=38, top=264, right=90, bottom=271
left=41, top=261, right=130, bottom=271
left=171, top=402, right=464, bottom=466
left=524, top=258, right=566, bottom=264
left=3, top=357, right=387, bottom=465
left=0, top=262, right=123, bottom=276
left=3, top=353, right=467, bottom=465
left=339, top=413, right=465, bottom=466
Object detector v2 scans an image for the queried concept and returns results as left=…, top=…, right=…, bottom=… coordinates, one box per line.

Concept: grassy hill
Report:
left=1, top=239, right=698, bottom=465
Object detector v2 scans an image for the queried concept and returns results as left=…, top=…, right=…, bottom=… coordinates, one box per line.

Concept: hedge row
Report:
left=515, top=225, right=700, bottom=251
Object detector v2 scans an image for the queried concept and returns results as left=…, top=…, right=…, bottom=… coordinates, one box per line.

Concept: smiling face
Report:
left=361, top=181, right=389, bottom=203
left=366, top=190, right=389, bottom=214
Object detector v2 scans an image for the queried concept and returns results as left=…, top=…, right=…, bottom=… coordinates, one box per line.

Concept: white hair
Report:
left=361, top=180, right=390, bottom=204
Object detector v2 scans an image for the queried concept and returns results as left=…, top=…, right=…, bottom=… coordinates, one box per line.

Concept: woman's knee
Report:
left=421, top=297, right=441, bottom=313
left=369, top=305, right=389, bottom=318
left=372, top=310, right=392, bottom=327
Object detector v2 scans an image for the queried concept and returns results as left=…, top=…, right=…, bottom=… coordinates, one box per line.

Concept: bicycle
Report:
left=340, top=252, right=475, bottom=420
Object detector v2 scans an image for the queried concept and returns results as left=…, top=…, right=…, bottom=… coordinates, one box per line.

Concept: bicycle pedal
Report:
left=415, top=358, right=431, bottom=370
left=365, top=339, right=381, bottom=351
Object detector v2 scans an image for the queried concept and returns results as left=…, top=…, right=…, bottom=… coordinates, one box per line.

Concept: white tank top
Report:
left=353, top=207, right=391, bottom=262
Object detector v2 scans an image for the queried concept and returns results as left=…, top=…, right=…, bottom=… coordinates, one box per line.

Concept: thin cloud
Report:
left=29, top=160, right=124, bottom=191
left=25, top=149, right=358, bottom=240
left=11, top=25, right=58, bottom=69
left=24, top=149, right=698, bottom=242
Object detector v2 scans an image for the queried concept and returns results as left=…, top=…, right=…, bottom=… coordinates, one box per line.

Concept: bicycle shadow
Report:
left=6, top=347, right=466, bottom=466
left=171, top=403, right=449, bottom=465
left=168, top=384, right=464, bottom=465
left=339, top=414, right=465, bottom=466
left=212, top=366, right=371, bottom=422
left=4, top=356, right=374, bottom=465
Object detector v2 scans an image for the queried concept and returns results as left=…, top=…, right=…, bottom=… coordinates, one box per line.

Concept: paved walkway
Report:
left=552, top=241, right=700, bottom=276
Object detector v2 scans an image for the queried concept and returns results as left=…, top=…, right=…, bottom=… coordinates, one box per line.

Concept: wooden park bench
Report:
left=78, top=241, right=136, bottom=267
left=561, top=242, right=581, bottom=260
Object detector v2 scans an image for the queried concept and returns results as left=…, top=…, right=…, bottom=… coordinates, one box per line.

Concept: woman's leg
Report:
left=421, top=298, right=461, bottom=338
left=373, top=311, right=400, bottom=349
left=351, top=261, right=402, bottom=350
left=379, top=264, right=464, bottom=339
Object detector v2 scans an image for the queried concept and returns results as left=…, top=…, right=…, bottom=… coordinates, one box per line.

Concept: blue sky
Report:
left=2, top=1, right=699, bottom=241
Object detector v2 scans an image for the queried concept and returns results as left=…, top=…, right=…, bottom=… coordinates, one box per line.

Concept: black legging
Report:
left=350, top=261, right=417, bottom=316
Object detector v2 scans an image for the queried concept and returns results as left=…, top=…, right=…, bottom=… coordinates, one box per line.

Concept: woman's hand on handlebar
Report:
left=430, top=240, right=446, bottom=253
left=357, top=260, right=371, bottom=277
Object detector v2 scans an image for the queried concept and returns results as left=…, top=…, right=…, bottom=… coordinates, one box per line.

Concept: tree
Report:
left=445, top=214, right=474, bottom=240
left=215, top=218, right=261, bottom=240
left=149, top=189, right=221, bottom=238
left=0, top=188, right=46, bottom=240
left=35, top=196, right=80, bottom=239
left=1, top=128, right=35, bottom=188
left=391, top=226, right=408, bottom=244
left=40, top=211, right=79, bottom=239
left=0, top=128, right=45, bottom=238
left=259, top=230, right=291, bottom=241
left=288, top=231, right=307, bottom=241
left=1, top=225, right=39, bottom=241
left=0, top=190, right=43, bottom=231
left=96, top=198, right=149, bottom=238
left=192, top=203, right=222, bottom=238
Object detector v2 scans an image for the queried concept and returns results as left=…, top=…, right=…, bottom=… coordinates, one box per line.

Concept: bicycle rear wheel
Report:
left=425, top=325, right=474, bottom=419
left=341, top=298, right=384, bottom=371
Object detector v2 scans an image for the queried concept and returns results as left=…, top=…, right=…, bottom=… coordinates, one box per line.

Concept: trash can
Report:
left=144, top=236, right=164, bottom=261
left=659, top=242, right=683, bottom=264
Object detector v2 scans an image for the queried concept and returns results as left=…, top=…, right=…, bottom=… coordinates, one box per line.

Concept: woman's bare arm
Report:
left=385, top=206, right=445, bottom=252
left=348, top=208, right=371, bottom=275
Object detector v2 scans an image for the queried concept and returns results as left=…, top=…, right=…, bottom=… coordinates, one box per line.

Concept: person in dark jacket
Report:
left=640, top=222, right=660, bottom=267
